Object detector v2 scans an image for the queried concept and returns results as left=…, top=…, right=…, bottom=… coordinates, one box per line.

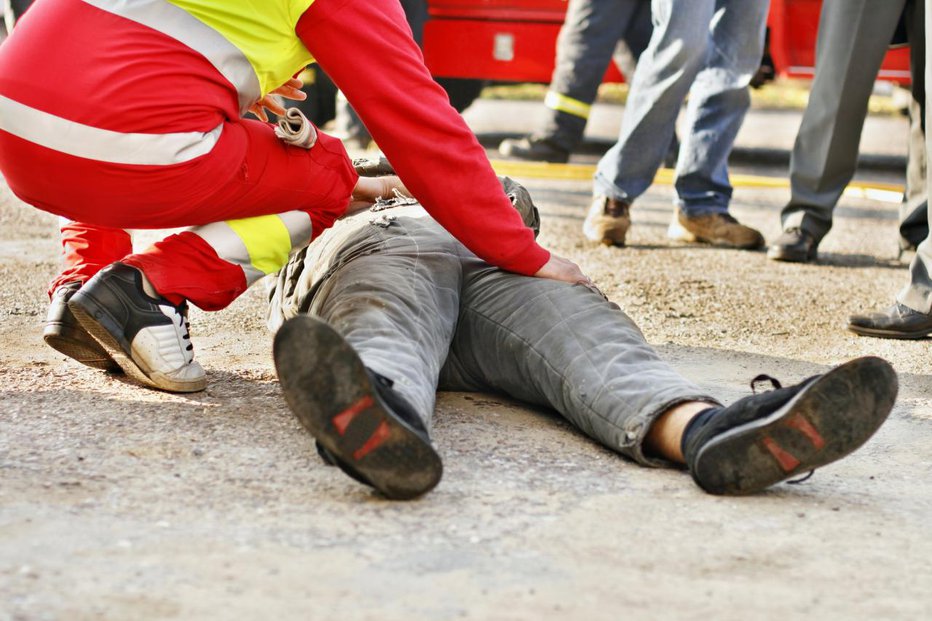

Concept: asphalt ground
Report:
left=1, top=101, right=930, bottom=620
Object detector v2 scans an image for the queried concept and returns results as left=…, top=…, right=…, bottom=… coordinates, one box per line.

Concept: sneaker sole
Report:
left=68, top=291, right=206, bottom=393
left=691, top=356, right=897, bottom=495
left=273, top=315, right=442, bottom=500
left=43, top=322, right=122, bottom=373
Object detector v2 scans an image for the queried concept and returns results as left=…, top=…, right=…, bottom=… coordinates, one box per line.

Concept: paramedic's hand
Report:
left=248, top=78, right=307, bottom=122
left=534, top=253, right=591, bottom=285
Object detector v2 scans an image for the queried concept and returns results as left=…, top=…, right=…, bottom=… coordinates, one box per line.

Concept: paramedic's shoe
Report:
left=499, top=135, right=570, bottom=164
left=682, top=357, right=896, bottom=495
left=274, top=315, right=442, bottom=500
left=43, top=281, right=121, bottom=372
left=67, top=263, right=206, bottom=393
left=583, top=195, right=631, bottom=246
left=668, top=206, right=765, bottom=249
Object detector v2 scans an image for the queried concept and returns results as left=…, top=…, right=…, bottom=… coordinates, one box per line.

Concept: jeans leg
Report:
left=540, top=0, right=637, bottom=151
left=594, top=0, right=715, bottom=202
left=782, top=0, right=905, bottom=237
left=900, top=0, right=929, bottom=250
left=439, top=256, right=716, bottom=467
left=674, top=0, right=768, bottom=215
left=307, top=217, right=463, bottom=429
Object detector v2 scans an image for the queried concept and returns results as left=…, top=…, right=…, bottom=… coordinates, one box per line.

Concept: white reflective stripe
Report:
left=189, top=221, right=266, bottom=286
left=189, top=211, right=312, bottom=287
left=544, top=91, right=591, bottom=119
left=81, top=0, right=261, bottom=114
left=0, top=95, right=223, bottom=165
left=278, top=211, right=313, bottom=251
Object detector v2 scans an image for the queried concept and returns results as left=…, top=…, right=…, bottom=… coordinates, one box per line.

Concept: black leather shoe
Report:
left=847, top=303, right=932, bottom=339
left=767, top=228, right=819, bottom=262
left=498, top=135, right=570, bottom=163
left=44, top=282, right=121, bottom=372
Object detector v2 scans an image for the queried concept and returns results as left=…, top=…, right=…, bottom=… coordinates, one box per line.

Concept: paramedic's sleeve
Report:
left=295, top=0, right=550, bottom=275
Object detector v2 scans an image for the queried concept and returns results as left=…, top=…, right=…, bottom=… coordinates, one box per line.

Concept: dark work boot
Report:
left=498, top=135, right=570, bottom=164
left=682, top=357, right=897, bottom=495
left=44, top=281, right=121, bottom=372
left=274, top=315, right=442, bottom=500
left=767, top=228, right=820, bottom=262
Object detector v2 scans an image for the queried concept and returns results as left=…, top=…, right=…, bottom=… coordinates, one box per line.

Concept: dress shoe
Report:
left=583, top=196, right=631, bottom=246
left=847, top=303, right=932, bottom=339
left=767, top=228, right=819, bottom=262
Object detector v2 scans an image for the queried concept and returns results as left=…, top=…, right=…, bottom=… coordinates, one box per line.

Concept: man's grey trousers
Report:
left=268, top=205, right=715, bottom=467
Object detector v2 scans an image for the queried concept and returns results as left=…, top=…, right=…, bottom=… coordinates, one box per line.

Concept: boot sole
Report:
left=68, top=290, right=206, bottom=393
left=692, top=357, right=897, bottom=495
left=43, top=322, right=122, bottom=373
left=273, top=315, right=442, bottom=500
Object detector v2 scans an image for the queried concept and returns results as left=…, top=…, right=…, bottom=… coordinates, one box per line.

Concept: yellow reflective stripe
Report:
left=544, top=91, right=591, bottom=119
left=226, top=214, right=295, bottom=275
left=82, top=0, right=261, bottom=114
left=166, top=0, right=315, bottom=97
left=0, top=95, right=223, bottom=165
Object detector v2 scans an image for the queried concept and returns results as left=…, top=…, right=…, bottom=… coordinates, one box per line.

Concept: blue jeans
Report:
left=594, top=0, right=769, bottom=215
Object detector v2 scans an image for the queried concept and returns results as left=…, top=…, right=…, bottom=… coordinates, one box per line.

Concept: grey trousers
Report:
left=539, top=0, right=653, bottom=152
left=899, top=0, right=932, bottom=313
left=782, top=0, right=928, bottom=248
left=269, top=207, right=715, bottom=466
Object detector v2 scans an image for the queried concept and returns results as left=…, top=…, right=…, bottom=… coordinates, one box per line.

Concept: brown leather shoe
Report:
left=583, top=196, right=631, bottom=246
left=668, top=206, right=765, bottom=249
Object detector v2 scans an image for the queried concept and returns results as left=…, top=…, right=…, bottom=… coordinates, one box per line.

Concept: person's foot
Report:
left=847, top=303, right=932, bottom=339
left=682, top=357, right=897, bottom=495
left=667, top=206, right=765, bottom=249
left=583, top=195, right=631, bottom=246
left=67, top=263, right=206, bottom=392
left=273, top=315, right=442, bottom=500
left=43, top=281, right=121, bottom=372
left=498, top=136, right=570, bottom=164
left=767, top=228, right=820, bottom=262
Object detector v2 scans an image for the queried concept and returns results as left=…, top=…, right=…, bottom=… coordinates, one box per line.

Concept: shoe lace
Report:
left=749, top=373, right=816, bottom=485
left=175, top=302, right=194, bottom=358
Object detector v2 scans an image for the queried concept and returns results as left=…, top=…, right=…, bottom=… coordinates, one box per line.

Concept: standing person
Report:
left=847, top=0, right=932, bottom=339
left=585, top=0, right=768, bottom=249
left=768, top=0, right=927, bottom=263
left=0, top=0, right=587, bottom=393
left=498, top=0, right=654, bottom=164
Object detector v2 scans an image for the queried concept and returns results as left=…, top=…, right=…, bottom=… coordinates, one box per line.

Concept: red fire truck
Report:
left=423, top=0, right=911, bottom=110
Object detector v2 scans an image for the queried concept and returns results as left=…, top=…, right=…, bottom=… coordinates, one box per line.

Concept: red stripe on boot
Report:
left=331, top=395, right=374, bottom=436
left=784, top=414, right=826, bottom=449
left=762, top=437, right=801, bottom=472
left=353, top=420, right=391, bottom=461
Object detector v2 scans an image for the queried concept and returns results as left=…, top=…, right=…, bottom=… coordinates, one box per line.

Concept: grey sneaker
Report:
left=67, top=263, right=206, bottom=393
left=44, top=281, right=121, bottom=372
left=668, top=206, right=765, bottom=249
left=583, top=196, right=631, bottom=246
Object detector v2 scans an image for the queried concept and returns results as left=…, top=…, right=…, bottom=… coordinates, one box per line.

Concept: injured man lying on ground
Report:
left=266, top=160, right=897, bottom=500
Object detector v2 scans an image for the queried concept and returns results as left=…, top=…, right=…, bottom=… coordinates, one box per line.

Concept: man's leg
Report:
left=273, top=214, right=462, bottom=498
left=848, top=0, right=932, bottom=338
left=499, top=0, right=640, bottom=162
left=900, top=0, right=929, bottom=256
left=771, top=0, right=905, bottom=262
left=441, top=259, right=897, bottom=493
left=587, top=0, right=715, bottom=246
